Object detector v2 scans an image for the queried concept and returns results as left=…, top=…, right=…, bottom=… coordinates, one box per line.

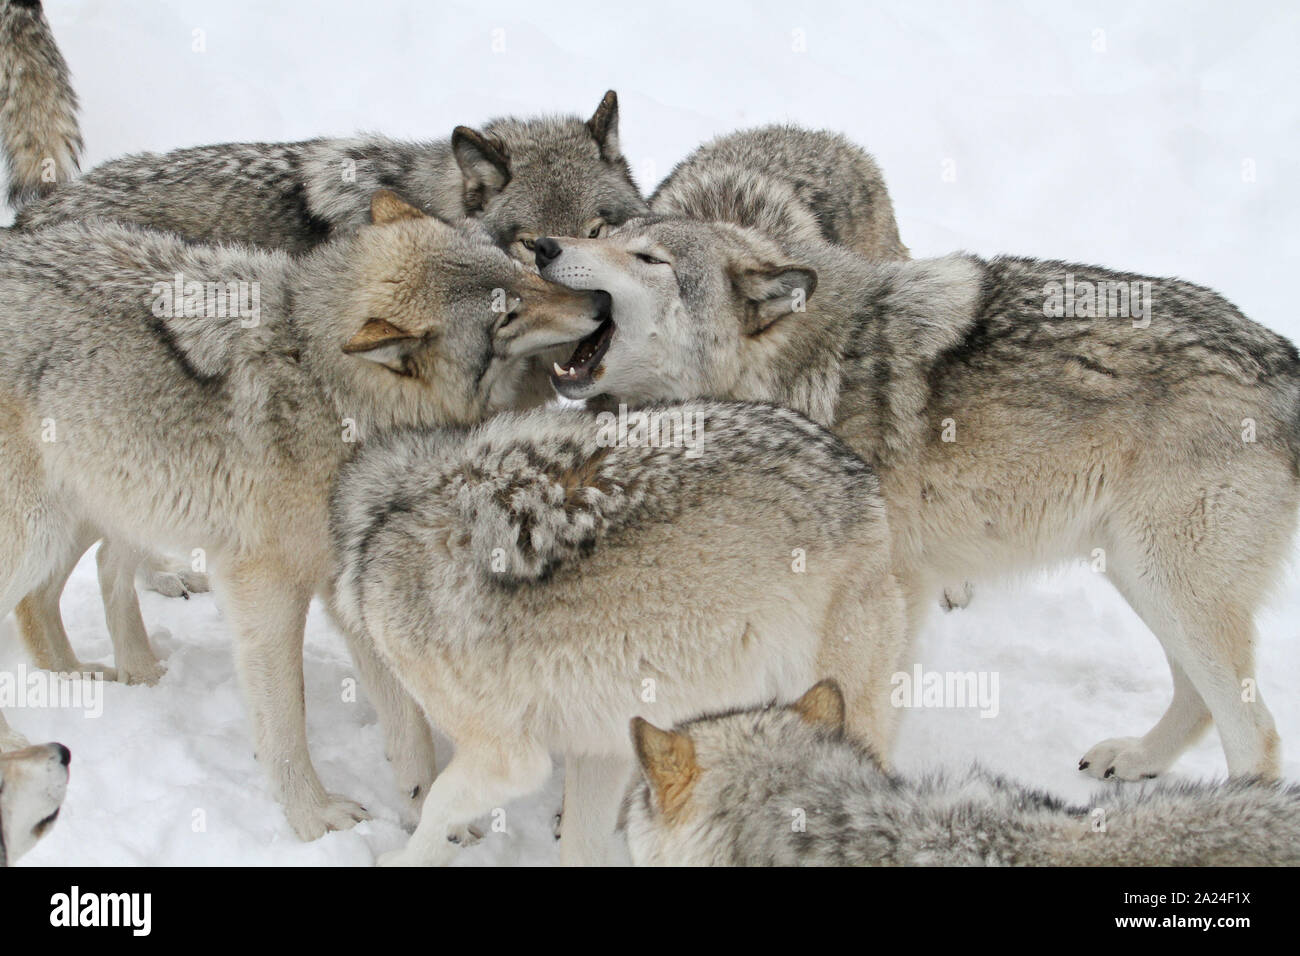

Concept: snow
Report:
left=8, top=0, right=1299, bottom=865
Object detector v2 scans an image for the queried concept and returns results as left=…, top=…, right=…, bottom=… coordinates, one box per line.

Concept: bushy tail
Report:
left=0, top=0, right=81, bottom=208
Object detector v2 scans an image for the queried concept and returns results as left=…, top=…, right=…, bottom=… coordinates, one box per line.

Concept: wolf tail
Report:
left=0, top=0, right=81, bottom=209
left=1076, top=778, right=1300, bottom=866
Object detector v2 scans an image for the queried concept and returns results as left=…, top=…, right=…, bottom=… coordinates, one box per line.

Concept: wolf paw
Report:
left=145, top=569, right=211, bottom=599
left=939, top=581, right=974, bottom=612
left=286, top=793, right=370, bottom=841
left=1078, top=737, right=1166, bottom=781
left=114, top=656, right=165, bottom=687
left=68, top=661, right=118, bottom=683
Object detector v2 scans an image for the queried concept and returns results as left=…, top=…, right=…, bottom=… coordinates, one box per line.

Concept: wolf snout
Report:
left=534, top=236, right=562, bottom=268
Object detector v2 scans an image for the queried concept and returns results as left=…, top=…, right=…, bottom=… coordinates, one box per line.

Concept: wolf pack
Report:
left=0, top=0, right=1298, bottom=868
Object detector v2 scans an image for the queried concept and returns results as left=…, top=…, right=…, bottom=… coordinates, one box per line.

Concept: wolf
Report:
left=623, top=680, right=1300, bottom=866
left=10, top=88, right=646, bottom=261
left=650, top=125, right=908, bottom=260
left=0, top=189, right=610, bottom=839
left=0, top=738, right=69, bottom=866
left=650, top=126, right=981, bottom=612
left=330, top=400, right=908, bottom=865
left=536, top=220, right=1300, bottom=783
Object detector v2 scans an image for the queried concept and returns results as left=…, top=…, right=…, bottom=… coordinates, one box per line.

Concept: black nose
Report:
left=55, top=744, right=71, bottom=766
left=534, top=236, right=562, bottom=268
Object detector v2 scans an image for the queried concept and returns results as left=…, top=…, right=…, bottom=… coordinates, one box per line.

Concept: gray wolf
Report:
left=0, top=190, right=610, bottom=839
left=0, top=0, right=81, bottom=207
left=623, top=680, right=1300, bottom=866
left=650, top=124, right=908, bottom=260
left=330, top=400, right=907, bottom=865
left=11, top=90, right=647, bottom=262
left=0, top=739, right=69, bottom=866
left=537, top=220, right=1300, bottom=782
left=649, top=125, right=976, bottom=612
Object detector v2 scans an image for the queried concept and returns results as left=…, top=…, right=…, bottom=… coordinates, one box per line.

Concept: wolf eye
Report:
left=587, top=223, right=606, bottom=239
left=635, top=253, right=668, bottom=265
left=519, top=238, right=537, bottom=251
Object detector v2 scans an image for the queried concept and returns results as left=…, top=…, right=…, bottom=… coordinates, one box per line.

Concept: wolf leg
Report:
left=328, top=603, right=439, bottom=831
left=818, top=569, right=909, bottom=763
left=220, top=557, right=368, bottom=840
left=379, top=740, right=551, bottom=867
left=1088, top=551, right=1277, bottom=779
left=95, top=538, right=165, bottom=685
left=559, top=752, right=633, bottom=866
left=138, top=548, right=210, bottom=599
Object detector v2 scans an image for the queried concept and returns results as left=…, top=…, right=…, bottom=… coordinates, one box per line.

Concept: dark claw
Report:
left=410, top=786, right=421, bottom=800
left=1078, top=760, right=1090, bottom=771
left=1103, top=767, right=1115, bottom=778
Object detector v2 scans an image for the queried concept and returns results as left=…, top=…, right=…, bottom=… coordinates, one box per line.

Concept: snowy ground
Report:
left=7, top=1, right=1299, bottom=865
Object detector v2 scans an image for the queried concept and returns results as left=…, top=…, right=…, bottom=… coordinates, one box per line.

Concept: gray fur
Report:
left=13, top=92, right=647, bottom=258
left=623, top=686, right=1300, bottom=866
left=650, top=125, right=908, bottom=259
left=329, top=401, right=909, bottom=866
left=0, top=205, right=610, bottom=839
left=0, top=0, right=81, bottom=207
left=540, top=218, right=1300, bottom=782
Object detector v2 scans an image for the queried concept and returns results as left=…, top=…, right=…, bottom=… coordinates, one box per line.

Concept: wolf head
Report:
left=621, top=681, right=854, bottom=866
left=301, top=189, right=611, bottom=433
left=0, top=742, right=70, bottom=866
left=452, top=91, right=649, bottom=263
left=536, top=217, right=817, bottom=403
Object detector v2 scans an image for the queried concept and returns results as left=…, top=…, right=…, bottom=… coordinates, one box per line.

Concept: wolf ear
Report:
left=370, top=189, right=428, bottom=225
left=587, top=90, right=622, bottom=163
left=452, top=126, right=512, bottom=213
left=343, top=318, right=422, bottom=372
left=731, top=262, right=818, bottom=334
left=630, top=717, right=698, bottom=821
left=792, top=680, right=846, bottom=733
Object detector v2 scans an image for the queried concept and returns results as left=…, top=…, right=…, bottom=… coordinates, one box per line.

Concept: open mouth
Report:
left=551, top=306, right=614, bottom=395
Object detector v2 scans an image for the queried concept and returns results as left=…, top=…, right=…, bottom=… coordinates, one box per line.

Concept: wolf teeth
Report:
left=553, top=362, right=578, bottom=378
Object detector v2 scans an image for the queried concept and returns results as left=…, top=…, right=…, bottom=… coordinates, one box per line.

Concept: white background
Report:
left=7, top=0, right=1299, bottom=865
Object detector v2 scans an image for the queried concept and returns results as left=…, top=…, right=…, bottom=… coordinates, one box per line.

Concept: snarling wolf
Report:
left=537, top=218, right=1300, bottom=782
left=0, top=739, right=69, bottom=866
left=651, top=124, right=908, bottom=260
left=330, top=401, right=907, bottom=865
left=0, top=190, right=610, bottom=839
left=623, top=681, right=1300, bottom=866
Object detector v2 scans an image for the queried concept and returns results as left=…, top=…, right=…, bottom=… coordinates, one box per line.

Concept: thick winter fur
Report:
left=650, top=125, right=908, bottom=260
left=624, top=682, right=1300, bottom=866
left=0, top=0, right=80, bottom=208
left=330, top=401, right=908, bottom=865
left=13, top=91, right=646, bottom=259
left=540, top=220, right=1300, bottom=782
left=0, top=193, right=611, bottom=840
left=0, top=739, right=68, bottom=866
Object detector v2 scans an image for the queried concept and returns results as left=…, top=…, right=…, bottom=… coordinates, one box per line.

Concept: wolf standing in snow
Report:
left=0, top=190, right=612, bottom=839
left=623, top=680, right=1300, bottom=866
left=330, top=401, right=907, bottom=865
left=538, top=214, right=1300, bottom=784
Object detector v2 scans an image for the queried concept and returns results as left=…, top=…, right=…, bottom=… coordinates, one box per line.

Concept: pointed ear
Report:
left=370, top=189, right=428, bottom=225
left=792, top=680, right=846, bottom=733
left=342, top=318, right=421, bottom=372
left=587, top=90, right=622, bottom=162
left=630, top=717, right=698, bottom=821
left=731, top=261, right=818, bottom=335
left=452, top=126, right=511, bottom=212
